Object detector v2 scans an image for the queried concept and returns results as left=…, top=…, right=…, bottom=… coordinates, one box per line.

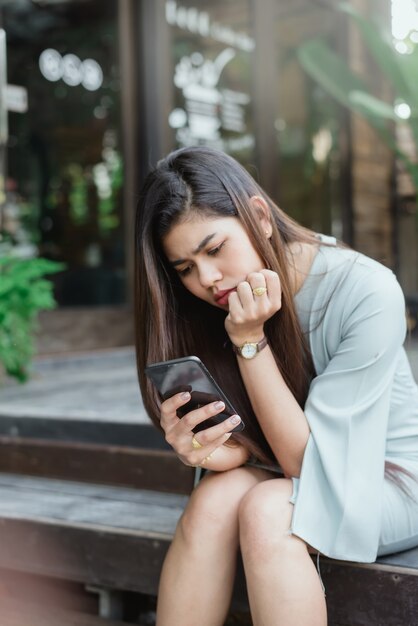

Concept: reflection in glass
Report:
left=166, top=0, right=255, bottom=166
left=2, top=0, right=124, bottom=305
left=274, top=2, right=345, bottom=237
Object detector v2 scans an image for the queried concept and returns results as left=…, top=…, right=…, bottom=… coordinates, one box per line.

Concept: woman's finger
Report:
left=227, top=289, right=245, bottom=319
left=179, top=400, right=239, bottom=434
left=189, top=431, right=234, bottom=467
left=228, top=273, right=269, bottom=319
left=192, top=415, right=241, bottom=449
left=160, top=391, right=191, bottom=430
left=261, top=269, right=282, bottom=307
left=164, top=399, right=239, bottom=447
left=179, top=414, right=241, bottom=466
left=235, top=279, right=256, bottom=308
left=247, top=271, right=268, bottom=296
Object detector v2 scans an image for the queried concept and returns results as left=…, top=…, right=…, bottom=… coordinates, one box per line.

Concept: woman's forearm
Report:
left=236, top=345, right=310, bottom=477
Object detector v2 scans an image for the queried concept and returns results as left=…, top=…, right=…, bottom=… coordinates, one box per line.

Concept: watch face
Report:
left=241, top=343, right=257, bottom=359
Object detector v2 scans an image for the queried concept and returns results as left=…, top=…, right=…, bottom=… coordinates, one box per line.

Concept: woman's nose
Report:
left=198, top=263, right=222, bottom=288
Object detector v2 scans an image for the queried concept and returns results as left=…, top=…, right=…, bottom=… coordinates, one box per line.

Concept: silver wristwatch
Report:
left=232, top=336, right=268, bottom=359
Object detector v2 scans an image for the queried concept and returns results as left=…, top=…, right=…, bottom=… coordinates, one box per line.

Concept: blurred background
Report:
left=1, top=0, right=417, bottom=359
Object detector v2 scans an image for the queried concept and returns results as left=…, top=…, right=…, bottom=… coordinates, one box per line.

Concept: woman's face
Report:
left=162, top=215, right=267, bottom=309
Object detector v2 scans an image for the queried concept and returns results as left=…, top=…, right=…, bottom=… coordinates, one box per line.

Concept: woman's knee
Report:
left=178, top=466, right=272, bottom=546
left=238, top=478, right=304, bottom=560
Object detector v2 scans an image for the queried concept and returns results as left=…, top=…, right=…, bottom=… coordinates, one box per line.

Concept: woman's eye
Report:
left=208, top=242, right=225, bottom=256
left=178, top=265, right=192, bottom=277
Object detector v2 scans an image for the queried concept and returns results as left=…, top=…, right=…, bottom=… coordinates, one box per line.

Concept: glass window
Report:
left=273, top=1, right=346, bottom=238
left=165, top=0, right=256, bottom=167
left=162, top=0, right=346, bottom=237
left=1, top=0, right=125, bottom=305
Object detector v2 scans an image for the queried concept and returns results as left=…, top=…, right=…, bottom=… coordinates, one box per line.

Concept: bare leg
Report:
left=239, top=478, right=327, bottom=626
left=156, top=467, right=273, bottom=626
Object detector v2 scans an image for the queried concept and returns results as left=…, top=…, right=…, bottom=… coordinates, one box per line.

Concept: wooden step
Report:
left=0, top=473, right=185, bottom=596
left=0, top=437, right=195, bottom=494
left=0, top=415, right=170, bottom=449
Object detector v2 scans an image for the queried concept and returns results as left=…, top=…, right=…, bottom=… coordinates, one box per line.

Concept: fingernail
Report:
left=214, top=401, right=224, bottom=410
left=230, top=415, right=241, bottom=424
left=181, top=392, right=190, bottom=400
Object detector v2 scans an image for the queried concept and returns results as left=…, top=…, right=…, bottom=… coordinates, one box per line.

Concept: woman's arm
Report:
left=226, top=266, right=408, bottom=481
left=235, top=344, right=309, bottom=478
left=226, top=269, right=310, bottom=478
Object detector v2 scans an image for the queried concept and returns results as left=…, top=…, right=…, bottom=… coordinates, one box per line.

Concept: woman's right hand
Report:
left=160, top=391, right=242, bottom=467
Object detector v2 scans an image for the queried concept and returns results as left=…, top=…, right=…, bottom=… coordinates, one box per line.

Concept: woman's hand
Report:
left=225, top=269, right=282, bottom=346
left=160, top=392, right=242, bottom=467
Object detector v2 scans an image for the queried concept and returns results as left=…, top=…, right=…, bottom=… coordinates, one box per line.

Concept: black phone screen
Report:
left=145, top=356, right=245, bottom=433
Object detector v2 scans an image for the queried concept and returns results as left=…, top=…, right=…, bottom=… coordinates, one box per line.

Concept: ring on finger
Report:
left=252, top=286, right=267, bottom=297
left=199, top=452, right=213, bottom=466
left=191, top=435, right=203, bottom=450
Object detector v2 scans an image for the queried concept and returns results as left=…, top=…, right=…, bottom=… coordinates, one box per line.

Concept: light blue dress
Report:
left=289, top=234, right=418, bottom=562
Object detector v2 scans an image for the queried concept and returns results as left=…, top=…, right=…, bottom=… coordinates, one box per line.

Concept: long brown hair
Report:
left=134, top=146, right=414, bottom=491
left=135, top=146, right=317, bottom=464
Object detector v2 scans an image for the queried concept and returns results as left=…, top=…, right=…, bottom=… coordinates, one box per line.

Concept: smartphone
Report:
left=145, top=356, right=245, bottom=434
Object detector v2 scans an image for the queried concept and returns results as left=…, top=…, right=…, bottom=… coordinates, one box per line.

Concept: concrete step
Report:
left=0, top=348, right=168, bottom=449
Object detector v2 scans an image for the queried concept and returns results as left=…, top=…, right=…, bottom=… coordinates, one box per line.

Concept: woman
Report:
left=135, top=146, right=418, bottom=626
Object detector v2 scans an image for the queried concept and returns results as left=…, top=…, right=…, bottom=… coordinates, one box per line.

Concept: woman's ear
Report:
left=250, top=195, right=272, bottom=238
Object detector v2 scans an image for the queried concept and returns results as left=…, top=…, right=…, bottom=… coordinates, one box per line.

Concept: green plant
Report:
left=296, top=3, right=418, bottom=202
left=0, top=256, right=64, bottom=382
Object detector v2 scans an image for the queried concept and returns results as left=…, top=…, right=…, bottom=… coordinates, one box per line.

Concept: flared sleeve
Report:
left=290, top=267, right=407, bottom=562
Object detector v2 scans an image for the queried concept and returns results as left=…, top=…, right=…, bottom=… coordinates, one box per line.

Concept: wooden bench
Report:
left=0, top=436, right=417, bottom=625
left=0, top=597, right=129, bottom=626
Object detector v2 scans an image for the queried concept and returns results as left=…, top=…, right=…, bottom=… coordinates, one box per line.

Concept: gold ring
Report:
left=200, top=452, right=213, bottom=466
left=252, top=286, right=267, bottom=297
left=191, top=435, right=203, bottom=450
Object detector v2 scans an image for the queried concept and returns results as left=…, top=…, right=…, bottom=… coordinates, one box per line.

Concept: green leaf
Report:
left=349, top=91, right=397, bottom=120
left=297, top=40, right=388, bottom=131
left=0, top=277, right=15, bottom=297
left=339, top=3, right=413, bottom=105
left=297, top=37, right=418, bottom=189
left=7, top=258, right=64, bottom=282
left=297, top=39, right=368, bottom=108
left=0, top=256, right=64, bottom=384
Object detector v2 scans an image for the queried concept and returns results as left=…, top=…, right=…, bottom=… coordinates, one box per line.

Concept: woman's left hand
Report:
left=225, top=269, right=282, bottom=345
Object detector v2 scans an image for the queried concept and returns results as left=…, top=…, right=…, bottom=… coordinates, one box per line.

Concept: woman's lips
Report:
left=214, top=288, right=236, bottom=306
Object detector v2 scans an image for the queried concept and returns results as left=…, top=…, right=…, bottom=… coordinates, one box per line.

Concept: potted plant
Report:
left=0, top=255, right=64, bottom=383
left=0, top=182, right=64, bottom=383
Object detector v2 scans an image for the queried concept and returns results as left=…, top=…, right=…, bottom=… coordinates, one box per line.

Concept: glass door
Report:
left=0, top=0, right=125, bottom=306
